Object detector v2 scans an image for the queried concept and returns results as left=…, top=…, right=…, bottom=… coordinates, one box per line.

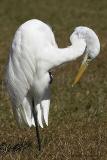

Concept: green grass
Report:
left=0, top=0, right=107, bottom=159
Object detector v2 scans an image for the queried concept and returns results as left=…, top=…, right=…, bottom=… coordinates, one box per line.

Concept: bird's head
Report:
left=72, top=26, right=100, bottom=86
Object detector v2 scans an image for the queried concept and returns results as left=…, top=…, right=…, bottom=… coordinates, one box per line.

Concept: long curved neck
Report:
left=40, top=40, right=86, bottom=72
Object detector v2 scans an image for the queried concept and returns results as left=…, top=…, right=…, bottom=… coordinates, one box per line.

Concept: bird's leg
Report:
left=32, top=99, right=41, bottom=151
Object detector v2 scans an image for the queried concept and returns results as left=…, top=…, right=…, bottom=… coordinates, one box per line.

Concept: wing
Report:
left=5, top=29, right=35, bottom=107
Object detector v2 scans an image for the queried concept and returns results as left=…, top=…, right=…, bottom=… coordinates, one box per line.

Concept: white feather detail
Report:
left=41, top=88, right=50, bottom=126
left=41, top=99, right=50, bottom=126
left=36, top=103, right=43, bottom=128
left=12, top=96, right=35, bottom=127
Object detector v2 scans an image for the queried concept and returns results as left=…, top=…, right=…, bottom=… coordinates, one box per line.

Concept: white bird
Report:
left=5, top=19, right=100, bottom=150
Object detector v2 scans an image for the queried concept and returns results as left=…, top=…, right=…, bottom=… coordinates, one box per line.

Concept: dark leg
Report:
left=49, top=71, right=53, bottom=84
left=32, top=99, right=41, bottom=151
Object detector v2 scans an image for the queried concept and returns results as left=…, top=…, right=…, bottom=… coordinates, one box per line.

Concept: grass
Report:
left=0, top=0, right=107, bottom=159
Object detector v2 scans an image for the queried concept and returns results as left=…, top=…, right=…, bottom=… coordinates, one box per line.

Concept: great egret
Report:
left=5, top=19, right=100, bottom=150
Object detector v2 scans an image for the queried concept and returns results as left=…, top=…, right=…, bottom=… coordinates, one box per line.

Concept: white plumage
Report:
left=5, top=19, right=100, bottom=128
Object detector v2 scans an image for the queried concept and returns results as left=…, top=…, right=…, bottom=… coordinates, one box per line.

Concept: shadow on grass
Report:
left=0, top=141, right=32, bottom=155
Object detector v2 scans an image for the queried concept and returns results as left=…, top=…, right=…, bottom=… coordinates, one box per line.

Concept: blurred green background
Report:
left=0, top=0, right=107, bottom=159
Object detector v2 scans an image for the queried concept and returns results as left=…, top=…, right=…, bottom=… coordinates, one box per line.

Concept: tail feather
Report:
left=21, top=97, right=35, bottom=126
left=41, top=99, right=50, bottom=126
left=12, top=95, right=50, bottom=128
left=36, top=103, right=43, bottom=128
left=12, top=96, right=35, bottom=127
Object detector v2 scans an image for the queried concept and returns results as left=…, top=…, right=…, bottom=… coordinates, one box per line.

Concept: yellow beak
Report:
left=72, top=54, right=92, bottom=87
